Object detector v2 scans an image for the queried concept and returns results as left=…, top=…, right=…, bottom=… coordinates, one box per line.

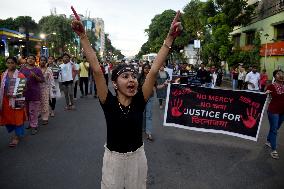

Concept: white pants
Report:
left=101, top=144, right=148, bottom=189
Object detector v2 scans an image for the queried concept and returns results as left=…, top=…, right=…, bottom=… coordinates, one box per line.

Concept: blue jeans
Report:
left=144, top=97, right=153, bottom=135
left=267, top=111, right=284, bottom=150
left=232, top=79, right=238, bottom=90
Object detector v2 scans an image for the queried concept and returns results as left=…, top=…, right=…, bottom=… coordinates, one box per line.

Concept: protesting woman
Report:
left=0, top=57, right=27, bottom=147
left=265, top=70, right=284, bottom=159
left=71, top=9, right=182, bottom=189
left=20, top=55, right=44, bottom=135
left=48, top=56, right=61, bottom=117
left=138, top=63, right=154, bottom=141
left=39, top=56, right=55, bottom=125
left=156, top=65, right=170, bottom=109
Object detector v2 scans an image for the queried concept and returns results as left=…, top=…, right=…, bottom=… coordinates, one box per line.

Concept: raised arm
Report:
left=142, top=11, right=182, bottom=101
left=71, top=20, right=108, bottom=102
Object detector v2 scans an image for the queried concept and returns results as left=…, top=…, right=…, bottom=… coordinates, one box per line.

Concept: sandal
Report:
left=64, top=106, right=70, bottom=111
left=70, top=105, right=76, bottom=110
left=42, top=120, right=48, bottom=125
left=271, top=151, right=279, bottom=159
left=50, top=111, right=55, bottom=117
left=9, top=137, right=19, bottom=147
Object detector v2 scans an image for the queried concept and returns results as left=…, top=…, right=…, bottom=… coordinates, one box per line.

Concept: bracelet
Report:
left=163, top=41, right=172, bottom=50
left=80, top=33, right=87, bottom=40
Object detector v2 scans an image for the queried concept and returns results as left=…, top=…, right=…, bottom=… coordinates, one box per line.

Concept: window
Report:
left=275, top=23, right=284, bottom=41
left=245, top=31, right=255, bottom=45
left=232, top=34, right=241, bottom=48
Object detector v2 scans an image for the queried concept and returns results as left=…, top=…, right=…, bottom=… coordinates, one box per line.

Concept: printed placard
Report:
left=164, top=84, right=268, bottom=141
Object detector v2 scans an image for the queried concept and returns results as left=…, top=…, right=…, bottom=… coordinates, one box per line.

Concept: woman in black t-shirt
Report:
left=72, top=10, right=182, bottom=189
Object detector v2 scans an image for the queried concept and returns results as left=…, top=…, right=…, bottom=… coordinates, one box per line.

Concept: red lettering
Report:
left=239, top=96, right=252, bottom=104
left=200, top=102, right=211, bottom=108
left=172, top=89, right=193, bottom=96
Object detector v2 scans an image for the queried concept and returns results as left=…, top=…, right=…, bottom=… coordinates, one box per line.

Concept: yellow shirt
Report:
left=79, top=62, right=89, bottom=77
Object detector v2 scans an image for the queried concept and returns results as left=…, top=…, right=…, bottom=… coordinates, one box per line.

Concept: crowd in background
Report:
left=0, top=55, right=283, bottom=160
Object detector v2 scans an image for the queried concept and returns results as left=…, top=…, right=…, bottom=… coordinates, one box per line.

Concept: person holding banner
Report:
left=156, top=65, right=170, bottom=109
left=265, top=70, right=284, bottom=159
left=71, top=7, right=182, bottom=189
left=20, top=55, right=44, bottom=135
left=0, top=57, right=27, bottom=147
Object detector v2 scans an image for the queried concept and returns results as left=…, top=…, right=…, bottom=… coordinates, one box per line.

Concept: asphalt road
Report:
left=0, top=91, right=283, bottom=189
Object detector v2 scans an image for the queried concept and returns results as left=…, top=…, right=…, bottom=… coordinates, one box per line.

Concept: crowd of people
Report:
left=0, top=11, right=283, bottom=189
left=0, top=52, right=111, bottom=145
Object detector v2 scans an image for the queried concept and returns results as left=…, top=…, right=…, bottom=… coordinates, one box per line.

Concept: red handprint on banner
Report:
left=170, top=98, right=186, bottom=117
left=241, top=107, right=260, bottom=129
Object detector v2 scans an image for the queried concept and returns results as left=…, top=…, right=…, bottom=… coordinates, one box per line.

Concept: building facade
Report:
left=231, top=0, right=284, bottom=78
left=70, top=14, right=105, bottom=59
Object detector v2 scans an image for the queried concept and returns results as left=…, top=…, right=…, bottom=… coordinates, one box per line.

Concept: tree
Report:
left=201, top=0, right=254, bottom=66
left=0, top=16, right=38, bottom=56
left=104, top=33, right=124, bottom=61
left=227, top=32, right=261, bottom=69
left=0, top=18, right=17, bottom=30
left=137, top=9, right=189, bottom=60
left=38, top=15, right=75, bottom=56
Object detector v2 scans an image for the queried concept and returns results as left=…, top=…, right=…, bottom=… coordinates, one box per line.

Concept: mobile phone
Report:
left=71, top=6, right=80, bottom=21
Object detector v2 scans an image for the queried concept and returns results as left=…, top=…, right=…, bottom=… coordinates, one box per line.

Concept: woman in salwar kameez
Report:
left=0, top=57, right=27, bottom=147
left=39, top=56, right=55, bottom=125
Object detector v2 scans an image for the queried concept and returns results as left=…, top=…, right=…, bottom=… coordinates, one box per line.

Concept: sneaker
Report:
left=147, top=134, right=154, bottom=142
left=265, top=142, right=271, bottom=148
left=270, top=150, right=279, bottom=159
left=31, top=128, right=38, bottom=135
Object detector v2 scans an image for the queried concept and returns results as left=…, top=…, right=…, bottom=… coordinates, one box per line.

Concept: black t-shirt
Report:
left=197, top=69, right=208, bottom=84
left=100, top=90, right=147, bottom=153
left=179, top=70, right=189, bottom=84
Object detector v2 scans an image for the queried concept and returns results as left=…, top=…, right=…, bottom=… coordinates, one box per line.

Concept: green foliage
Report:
left=201, top=0, right=253, bottom=66
left=0, top=56, right=7, bottom=73
left=104, top=33, right=124, bottom=61
left=14, top=16, right=38, bottom=33
left=145, top=9, right=176, bottom=53
left=0, top=18, right=17, bottom=30
left=38, top=15, right=75, bottom=56
left=0, top=16, right=38, bottom=33
left=227, top=32, right=261, bottom=69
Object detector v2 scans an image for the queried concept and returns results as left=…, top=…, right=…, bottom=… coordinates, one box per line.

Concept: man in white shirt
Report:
left=59, top=53, right=75, bottom=110
left=245, top=66, right=260, bottom=91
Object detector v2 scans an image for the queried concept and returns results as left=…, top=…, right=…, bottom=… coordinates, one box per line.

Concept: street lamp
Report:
left=40, top=32, right=56, bottom=40
left=39, top=32, right=56, bottom=57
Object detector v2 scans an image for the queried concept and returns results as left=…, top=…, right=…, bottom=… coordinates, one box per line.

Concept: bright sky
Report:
left=0, top=0, right=192, bottom=57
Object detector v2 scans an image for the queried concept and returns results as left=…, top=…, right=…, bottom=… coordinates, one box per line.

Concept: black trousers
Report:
left=104, top=74, right=109, bottom=86
left=49, top=98, right=56, bottom=110
left=74, top=80, right=78, bottom=98
left=80, top=77, right=89, bottom=96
